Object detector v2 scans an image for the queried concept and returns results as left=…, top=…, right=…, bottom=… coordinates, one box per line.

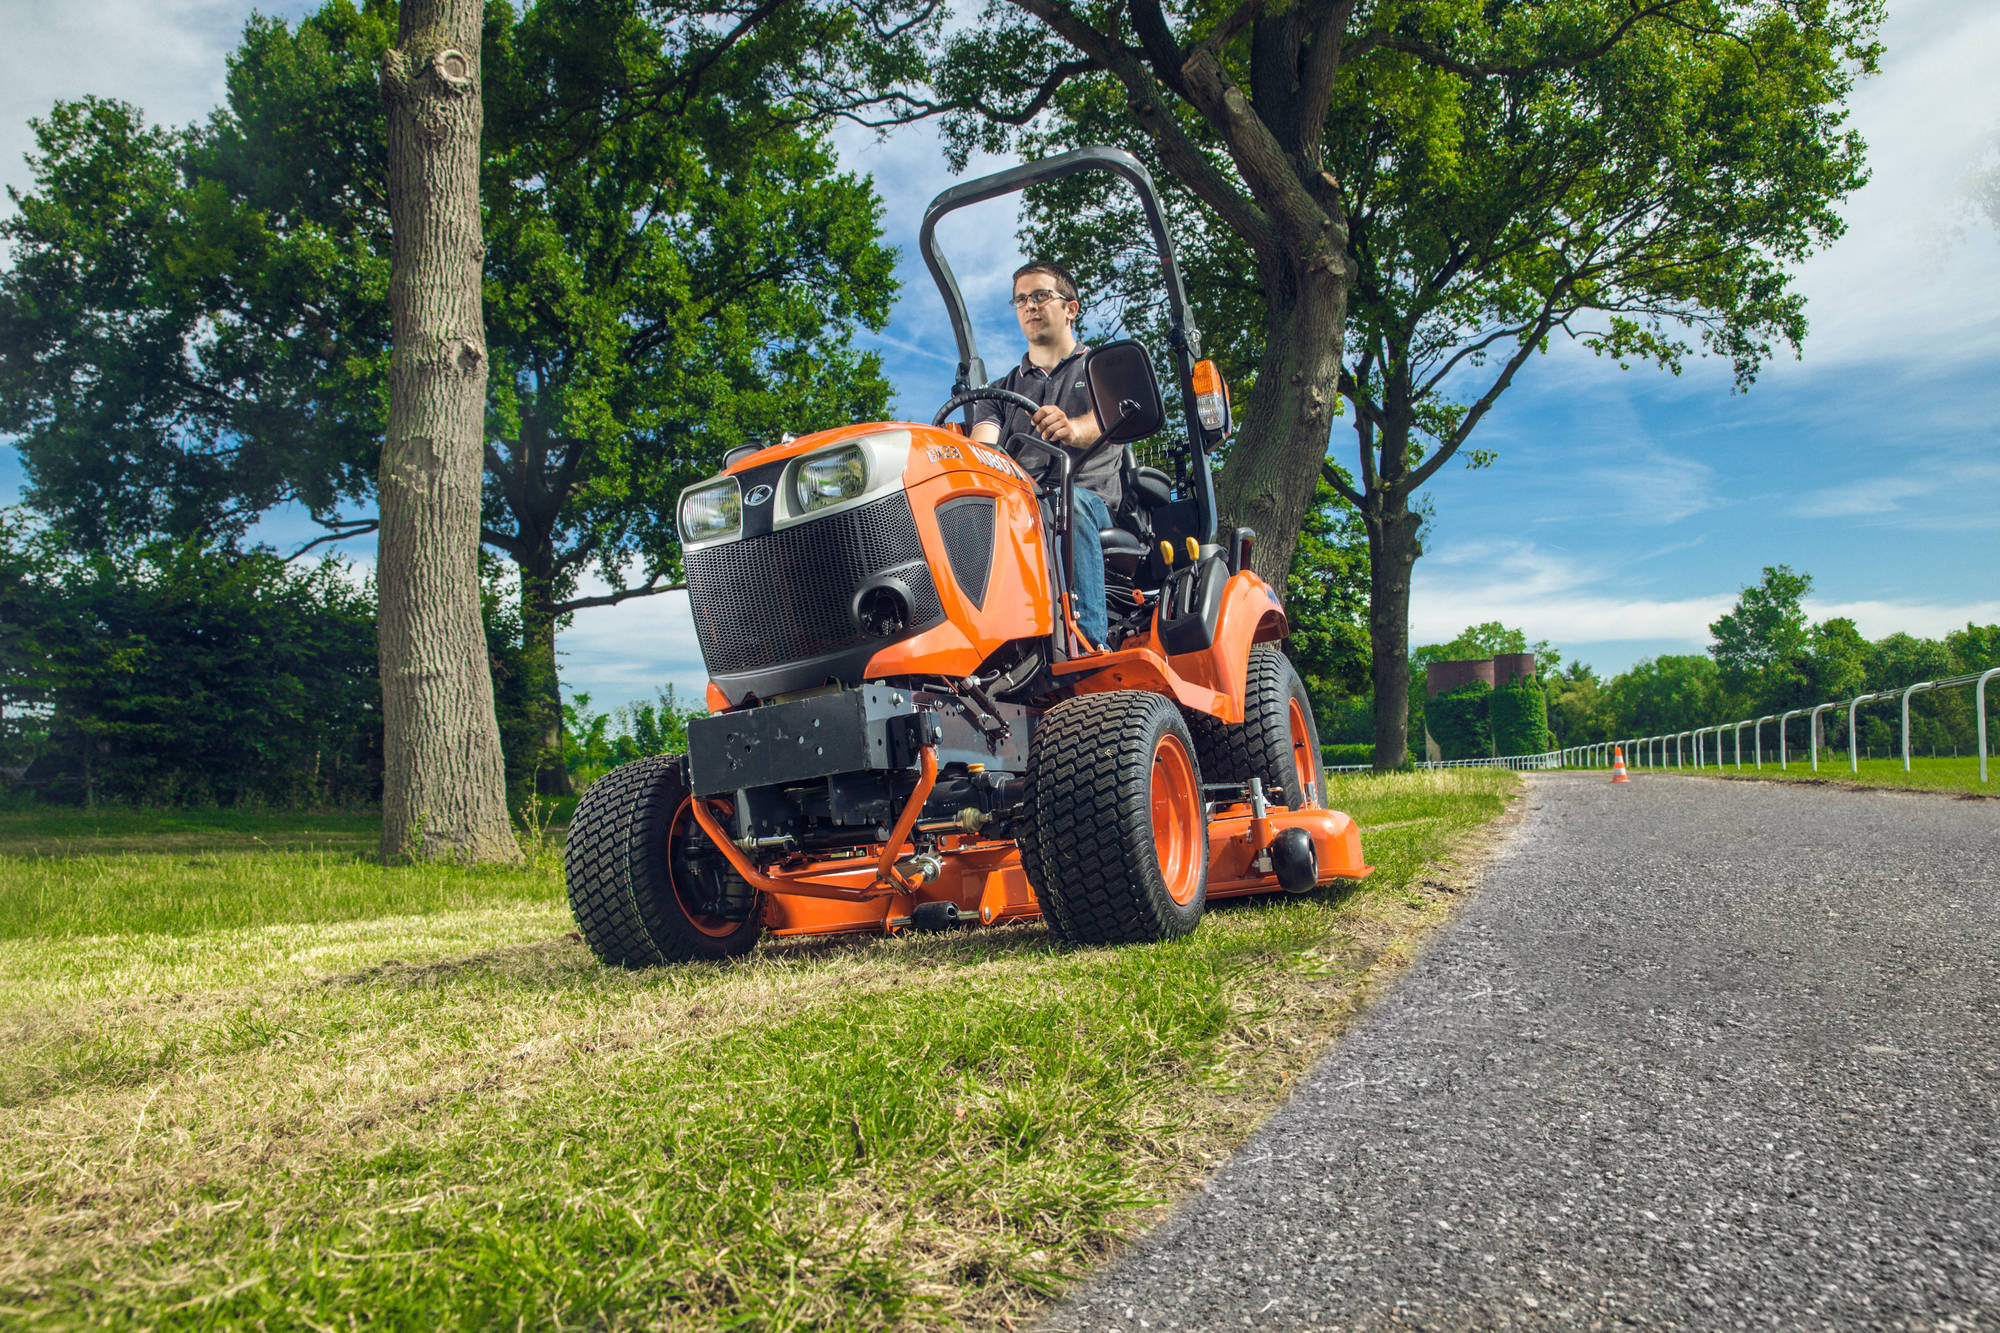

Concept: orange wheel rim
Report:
left=1287, top=697, right=1317, bottom=805
left=669, top=797, right=748, bottom=938
left=1150, top=732, right=1202, bottom=906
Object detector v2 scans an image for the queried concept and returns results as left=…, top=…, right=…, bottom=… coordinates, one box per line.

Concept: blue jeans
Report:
left=1068, top=488, right=1110, bottom=647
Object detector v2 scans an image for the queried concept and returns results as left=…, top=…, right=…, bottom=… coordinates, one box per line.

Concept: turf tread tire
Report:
left=1020, top=691, right=1207, bottom=945
left=1183, top=645, right=1323, bottom=808
left=564, top=754, right=761, bottom=967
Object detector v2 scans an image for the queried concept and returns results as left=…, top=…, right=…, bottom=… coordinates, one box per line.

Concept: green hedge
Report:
left=1426, top=681, right=1492, bottom=761
left=1320, top=743, right=1374, bottom=767
left=1491, top=676, right=1550, bottom=757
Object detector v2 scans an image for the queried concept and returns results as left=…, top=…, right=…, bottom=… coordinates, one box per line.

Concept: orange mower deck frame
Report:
left=687, top=752, right=1373, bottom=940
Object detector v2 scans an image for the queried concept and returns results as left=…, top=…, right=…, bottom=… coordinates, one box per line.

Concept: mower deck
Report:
left=698, top=791, right=1372, bottom=939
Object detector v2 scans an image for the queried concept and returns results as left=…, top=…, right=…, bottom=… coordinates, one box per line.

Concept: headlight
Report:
left=679, top=479, right=741, bottom=543
left=794, top=445, right=868, bottom=513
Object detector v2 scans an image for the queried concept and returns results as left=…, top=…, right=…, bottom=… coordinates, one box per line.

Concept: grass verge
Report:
left=0, top=770, right=1519, bottom=1330
left=1580, top=755, right=1997, bottom=798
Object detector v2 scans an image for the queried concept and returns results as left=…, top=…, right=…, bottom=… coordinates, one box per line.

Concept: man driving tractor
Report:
left=561, top=146, right=1371, bottom=969
left=969, top=260, right=1112, bottom=647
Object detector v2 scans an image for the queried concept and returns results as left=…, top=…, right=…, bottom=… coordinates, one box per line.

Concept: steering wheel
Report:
left=931, top=386, right=1043, bottom=429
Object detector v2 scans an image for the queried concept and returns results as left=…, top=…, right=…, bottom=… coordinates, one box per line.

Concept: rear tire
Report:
left=1185, top=645, right=1324, bottom=809
left=565, top=754, right=762, bottom=967
left=1020, top=691, right=1208, bottom=945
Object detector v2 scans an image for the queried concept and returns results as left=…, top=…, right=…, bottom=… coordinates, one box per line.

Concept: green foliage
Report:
left=1425, top=681, right=1492, bottom=761
left=1489, top=674, right=1550, bottom=757
left=1320, top=743, right=1375, bottom=768
left=1, top=4, right=900, bottom=554
left=1545, top=665, right=1613, bottom=747
left=1710, top=564, right=1814, bottom=700
left=1419, top=622, right=1530, bottom=664
left=1283, top=475, right=1371, bottom=713
left=1604, top=654, right=1726, bottom=738
left=0, top=514, right=378, bottom=806
left=562, top=687, right=707, bottom=790
left=0, top=0, right=906, bottom=780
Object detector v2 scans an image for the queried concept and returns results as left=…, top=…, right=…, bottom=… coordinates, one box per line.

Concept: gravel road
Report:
left=1049, top=773, right=2000, bottom=1331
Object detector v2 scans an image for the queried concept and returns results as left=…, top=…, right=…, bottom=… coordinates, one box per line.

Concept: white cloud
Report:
left=1791, top=474, right=1935, bottom=517
left=0, top=1, right=314, bottom=223
left=1578, top=450, right=1722, bottom=524
left=557, top=584, right=710, bottom=709
left=1789, top=453, right=2000, bottom=521
left=1804, top=598, right=2000, bottom=640
left=1411, top=538, right=1732, bottom=646
left=1411, top=537, right=2000, bottom=656
left=1771, top=0, right=2000, bottom=370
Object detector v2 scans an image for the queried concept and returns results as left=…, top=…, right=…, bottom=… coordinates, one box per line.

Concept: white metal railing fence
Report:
left=1411, top=664, right=1997, bottom=782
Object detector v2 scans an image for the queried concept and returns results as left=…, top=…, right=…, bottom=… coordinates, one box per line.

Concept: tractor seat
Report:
left=1099, top=527, right=1149, bottom=562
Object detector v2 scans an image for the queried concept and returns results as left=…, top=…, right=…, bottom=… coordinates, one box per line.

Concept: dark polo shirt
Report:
left=969, top=345, right=1122, bottom=510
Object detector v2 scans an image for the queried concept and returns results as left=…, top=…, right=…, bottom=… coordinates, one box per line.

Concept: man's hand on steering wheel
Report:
left=1029, top=403, right=1076, bottom=445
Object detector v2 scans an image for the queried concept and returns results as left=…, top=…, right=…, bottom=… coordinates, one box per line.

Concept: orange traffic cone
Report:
left=1610, top=746, right=1630, bottom=784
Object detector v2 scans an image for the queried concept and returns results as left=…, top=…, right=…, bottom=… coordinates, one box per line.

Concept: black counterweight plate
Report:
left=686, top=687, right=916, bottom=797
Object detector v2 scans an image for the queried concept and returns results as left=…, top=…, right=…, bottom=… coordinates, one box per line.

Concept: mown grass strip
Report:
left=1594, top=755, right=1996, bottom=798
left=0, top=808, right=381, bottom=858
left=0, top=769, right=1518, bottom=1330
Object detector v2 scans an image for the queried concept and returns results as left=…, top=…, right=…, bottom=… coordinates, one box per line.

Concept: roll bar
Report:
left=918, top=146, right=1217, bottom=542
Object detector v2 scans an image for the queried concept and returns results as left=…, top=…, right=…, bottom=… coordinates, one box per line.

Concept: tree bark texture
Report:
left=376, top=1, right=519, bottom=863
left=1364, top=502, right=1422, bottom=772
left=1213, top=251, right=1351, bottom=591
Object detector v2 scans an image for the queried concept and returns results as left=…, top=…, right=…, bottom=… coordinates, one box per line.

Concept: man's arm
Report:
left=970, top=419, right=1001, bottom=444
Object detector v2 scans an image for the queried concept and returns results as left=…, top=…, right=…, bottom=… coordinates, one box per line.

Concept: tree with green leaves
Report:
left=1280, top=476, right=1371, bottom=711
left=0, top=0, right=905, bottom=795
left=1605, top=652, right=1725, bottom=738
left=1709, top=563, right=1813, bottom=700
left=930, top=0, right=1878, bottom=769
left=0, top=512, right=381, bottom=808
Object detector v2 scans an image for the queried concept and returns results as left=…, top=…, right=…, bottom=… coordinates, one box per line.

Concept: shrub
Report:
left=1425, top=681, right=1491, bottom=761
left=1320, top=743, right=1374, bottom=767
left=1490, top=674, right=1550, bottom=756
left=2, top=525, right=379, bottom=805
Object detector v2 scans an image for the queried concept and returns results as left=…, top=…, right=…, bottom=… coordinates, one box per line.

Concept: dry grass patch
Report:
left=0, top=770, right=1519, bottom=1330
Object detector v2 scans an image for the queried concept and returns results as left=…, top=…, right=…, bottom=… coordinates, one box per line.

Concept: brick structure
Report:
left=1422, top=653, right=1538, bottom=761
left=1426, top=654, right=1536, bottom=697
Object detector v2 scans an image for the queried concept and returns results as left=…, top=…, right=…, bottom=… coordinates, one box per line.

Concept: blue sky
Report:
left=4, top=0, right=1995, bottom=710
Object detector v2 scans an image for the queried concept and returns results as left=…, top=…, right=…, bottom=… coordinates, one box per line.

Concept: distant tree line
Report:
left=0, top=514, right=697, bottom=807
left=1305, top=570, right=2000, bottom=764
left=1544, top=568, right=2000, bottom=759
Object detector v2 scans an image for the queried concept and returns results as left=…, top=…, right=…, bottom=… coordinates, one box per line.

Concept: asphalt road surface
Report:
left=1049, top=773, right=2000, bottom=1332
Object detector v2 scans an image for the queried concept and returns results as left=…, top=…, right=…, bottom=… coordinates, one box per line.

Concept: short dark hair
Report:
left=1012, top=260, right=1078, bottom=304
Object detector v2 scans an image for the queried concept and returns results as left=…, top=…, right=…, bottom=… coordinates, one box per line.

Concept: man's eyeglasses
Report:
left=1010, top=289, right=1072, bottom=310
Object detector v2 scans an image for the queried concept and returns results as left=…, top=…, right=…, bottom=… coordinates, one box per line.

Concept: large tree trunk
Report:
left=375, top=1, right=518, bottom=863
left=519, top=561, right=574, bottom=797
left=1363, top=497, right=1422, bottom=772
left=1212, top=253, right=1350, bottom=591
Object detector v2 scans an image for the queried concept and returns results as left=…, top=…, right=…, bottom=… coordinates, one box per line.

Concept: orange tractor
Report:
left=565, top=147, right=1370, bottom=965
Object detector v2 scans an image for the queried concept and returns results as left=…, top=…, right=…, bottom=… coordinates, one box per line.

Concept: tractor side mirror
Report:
left=1082, top=340, right=1165, bottom=445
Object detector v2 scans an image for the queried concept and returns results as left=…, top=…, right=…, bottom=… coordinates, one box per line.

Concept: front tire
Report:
left=565, top=754, right=763, bottom=967
left=1020, top=692, right=1208, bottom=945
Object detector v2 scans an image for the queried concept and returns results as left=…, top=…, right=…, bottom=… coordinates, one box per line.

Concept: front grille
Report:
left=936, top=496, right=995, bottom=608
left=685, top=492, right=942, bottom=676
